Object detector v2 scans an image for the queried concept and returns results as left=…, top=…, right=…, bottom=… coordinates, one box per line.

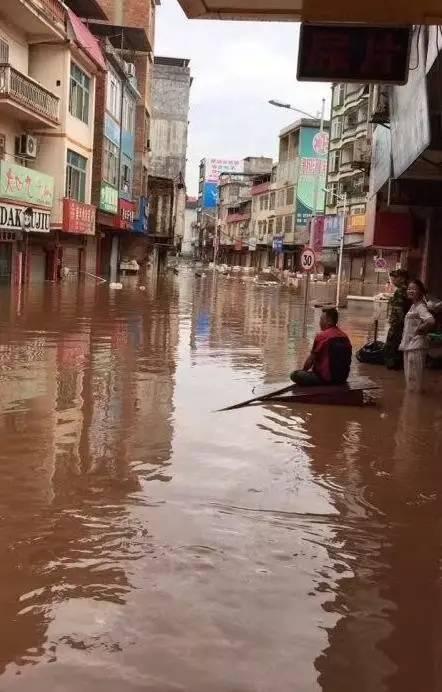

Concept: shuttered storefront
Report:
left=62, top=244, right=81, bottom=276
left=29, top=247, right=46, bottom=283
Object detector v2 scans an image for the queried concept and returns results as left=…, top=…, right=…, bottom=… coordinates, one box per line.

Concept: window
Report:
left=122, top=94, right=135, bottom=133
left=275, top=216, right=283, bottom=234
left=341, top=142, right=354, bottom=166
left=121, top=163, right=131, bottom=194
left=0, top=134, right=5, bottom=160
left=351, top=205, right=366, bottom=215
left=258, top=221, right=263, bottom=236
left=103, top=137, right=119, bottom=187
left=277, top=190, right=286, bottom=207
left=331, top=118, right=342, bottom=140
left=352, top=174, right=366, bottom=194
left=0, top=38, right=9, bottom=63
left=358, top=105, right=368, bottom=124
left=69, top=62, right=90, bottom=124
left=329, top=150, right=340, bottom=173
left=344, top=110, right=358, bottom=131
left=284, top=215, right=293, bottom=233
left=106, top=70, right=121, bottom=121
left=259, top=194, right=268, bottom=211
left=286, top=187, right=294, bottom=205
left=333, top=83, right=345, bottom=108
left=66, top=150, right=87, bottom=202
left=269, top=191, right=275, bottom=210
left=263, top=220, right=267, bottom=235
left=144, top=112, right=151, bottom=150
left=268, top=218, right=274, bottom=235
left=326, top=183, right=337, bottom=206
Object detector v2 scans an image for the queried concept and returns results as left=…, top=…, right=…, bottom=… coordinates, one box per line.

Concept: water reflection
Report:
left=0, top=278, right=178, bottom=677
left=0, top=274, right=440, bottom=691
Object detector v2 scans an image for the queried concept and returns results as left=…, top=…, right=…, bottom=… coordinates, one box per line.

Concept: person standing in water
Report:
left=399, top=279, right=435, bottom=392
left=384, top=269, right=410, bottom=370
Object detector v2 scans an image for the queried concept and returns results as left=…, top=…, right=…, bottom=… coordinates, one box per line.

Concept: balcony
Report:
left=3, top=0, right=66, bottom=40
left=0, top=64, right=60, bottom=127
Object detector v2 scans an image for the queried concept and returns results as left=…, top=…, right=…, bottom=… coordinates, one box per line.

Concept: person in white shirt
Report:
left=399, top=279, right=435, bottom=392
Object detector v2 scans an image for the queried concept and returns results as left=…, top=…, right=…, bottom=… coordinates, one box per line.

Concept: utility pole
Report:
left=302, top=97, right=326, bottom=335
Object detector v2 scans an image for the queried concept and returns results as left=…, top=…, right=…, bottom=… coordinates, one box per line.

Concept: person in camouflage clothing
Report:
left=384, top=269, right=410, bottom=370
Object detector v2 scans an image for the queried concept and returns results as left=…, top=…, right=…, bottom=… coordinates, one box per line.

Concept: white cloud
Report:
left=155, top=0, right=330, bottom=194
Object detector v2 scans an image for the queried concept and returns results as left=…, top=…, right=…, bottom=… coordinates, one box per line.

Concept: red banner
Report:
left=63, top=198, right=96, bottom=235
left=115, top=199, right=136, bottom=231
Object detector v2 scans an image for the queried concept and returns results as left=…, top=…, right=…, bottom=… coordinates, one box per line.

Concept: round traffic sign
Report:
left=300, top=247, right=316, bottom=272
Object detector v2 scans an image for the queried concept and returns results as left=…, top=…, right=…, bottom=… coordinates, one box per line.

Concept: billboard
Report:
left=295, top=127, right=328, bottom=227
left=204, top=158, right=243, bottom=182
left=203, top=181, right=218, bottom=209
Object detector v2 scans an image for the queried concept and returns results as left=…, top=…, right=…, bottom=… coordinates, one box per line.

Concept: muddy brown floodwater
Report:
left=0, top=273, right=441, bottom=692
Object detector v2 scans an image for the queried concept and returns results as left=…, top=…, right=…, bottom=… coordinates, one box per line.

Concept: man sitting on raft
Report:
left=291, top=307, right=352, bottom=387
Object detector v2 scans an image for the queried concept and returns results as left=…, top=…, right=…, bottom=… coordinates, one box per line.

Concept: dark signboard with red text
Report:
left=63, top=198, right=96, bottom=235
left=297, top=24, right=411, bottom=84
left=115, top=199, right=136, bottom=231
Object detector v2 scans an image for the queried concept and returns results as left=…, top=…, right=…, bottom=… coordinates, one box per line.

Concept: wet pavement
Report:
left=0, top=272, right=441, bottom=692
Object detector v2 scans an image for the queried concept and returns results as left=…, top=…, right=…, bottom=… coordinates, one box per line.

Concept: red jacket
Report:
left=312, top=327, right=352, bottom=382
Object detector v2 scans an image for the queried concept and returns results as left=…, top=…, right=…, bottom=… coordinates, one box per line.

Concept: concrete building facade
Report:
left=0, top=0, right=105, bottom=286
left=149, top=56, right=192, bottom=256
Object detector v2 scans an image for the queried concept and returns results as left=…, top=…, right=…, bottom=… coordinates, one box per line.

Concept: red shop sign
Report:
left=115, top=199, right=136, bottom=231
left=63, top=198, right=96, bottom=235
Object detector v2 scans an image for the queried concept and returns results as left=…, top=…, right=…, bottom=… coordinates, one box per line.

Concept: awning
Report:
left=175, top=0, right=441, bottom=24
left=67, top=9, right=106, bottom=71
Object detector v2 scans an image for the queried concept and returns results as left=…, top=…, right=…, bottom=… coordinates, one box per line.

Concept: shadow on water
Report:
left=0, top=272, right=440, bottom=691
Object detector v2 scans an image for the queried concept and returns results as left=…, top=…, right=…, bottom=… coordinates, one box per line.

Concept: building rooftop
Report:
left=155, top=56, right=191, bottom=68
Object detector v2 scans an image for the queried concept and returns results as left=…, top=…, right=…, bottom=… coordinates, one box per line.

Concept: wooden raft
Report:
left=251, top=377, right=379, bottom=408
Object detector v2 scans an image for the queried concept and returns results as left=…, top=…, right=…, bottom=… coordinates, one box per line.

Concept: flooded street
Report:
left=0, top=273, right=441, bottom=692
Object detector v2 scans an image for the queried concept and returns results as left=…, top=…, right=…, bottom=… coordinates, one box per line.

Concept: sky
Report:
left=155, top=0, right=330, bottom=196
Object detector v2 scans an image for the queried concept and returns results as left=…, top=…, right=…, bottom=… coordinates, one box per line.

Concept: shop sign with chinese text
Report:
left=297, top=24, right=411, bottom=84
left=115, top=199, right=136, bottom=230
left=63, top=198, right=96, bottom=235
left=0, top=203, right=50, bottom=232
left=100, top=184, right=118, bottom=214
left=0, top=161, right=54, bottom=209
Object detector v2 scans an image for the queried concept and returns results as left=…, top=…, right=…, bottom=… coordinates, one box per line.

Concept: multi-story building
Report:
left=89, top=32, right=145, bottom=281
left=197, top=157, right=243, bottom=260
left=0, top=0, right=106, bottom=285
left=325, top=82, right=411, bottom=298
left=217, top=157, right=273, bottom=266
left=272, top=118, right=328, bottom=271
left=250, top=168, right=274, bottom=269
left=325, top=83, right=370, bottom=282
left=149, top=56, right=192, bottom=269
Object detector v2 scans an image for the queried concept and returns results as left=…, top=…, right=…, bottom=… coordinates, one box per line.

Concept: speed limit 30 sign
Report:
left=300, top=247, right=316, bottom=272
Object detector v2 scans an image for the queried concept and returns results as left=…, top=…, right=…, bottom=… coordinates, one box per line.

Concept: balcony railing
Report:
left=0, top=64, right=60, bottom=124
left=38, top=0, right=65, bottom=24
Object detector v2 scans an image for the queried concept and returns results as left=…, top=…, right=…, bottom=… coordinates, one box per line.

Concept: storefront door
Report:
left=0, top=244, right=12, bottom=284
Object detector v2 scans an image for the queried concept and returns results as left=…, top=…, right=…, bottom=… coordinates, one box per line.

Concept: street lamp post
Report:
left=323, top=187, right=348, bottom=307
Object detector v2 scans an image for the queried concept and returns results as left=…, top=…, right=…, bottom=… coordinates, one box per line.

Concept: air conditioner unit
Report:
left=125, top=62, right=136, bottom=78
left=16, top=134, right=38, bottom=159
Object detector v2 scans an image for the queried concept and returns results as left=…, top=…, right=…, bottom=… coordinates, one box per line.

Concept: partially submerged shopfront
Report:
left=0, top=161, right=54, bottom=285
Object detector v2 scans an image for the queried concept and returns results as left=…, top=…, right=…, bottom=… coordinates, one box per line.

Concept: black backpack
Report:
left=328, top=337, right=352, bottom=384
